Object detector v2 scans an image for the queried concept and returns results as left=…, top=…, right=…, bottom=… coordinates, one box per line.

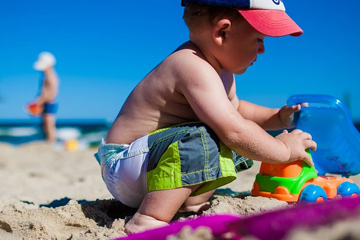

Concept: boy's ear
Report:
left=213, top=19, right=231, bottom=46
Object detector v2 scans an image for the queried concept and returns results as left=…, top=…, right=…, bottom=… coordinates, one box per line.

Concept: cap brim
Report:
left=238, top=10, right=303, bottom=37
left=33, top=61, right=46, bottom=71
left=33, top=60, right=52, bottom=71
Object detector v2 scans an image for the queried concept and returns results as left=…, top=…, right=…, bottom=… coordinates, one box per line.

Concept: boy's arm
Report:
left=221, top=71, right=301, bottom=130
left=223, top=71, right=299, bottom=130
left=34, top=71, right=58, bottom=105
left=236, top=100, right=282, bottom=130
left=177, top=62, right=315, bottom=165
left=236, top=100, right=303, bottom=130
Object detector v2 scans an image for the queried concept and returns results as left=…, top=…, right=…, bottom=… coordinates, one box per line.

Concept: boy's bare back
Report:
left=106, top=41, right=232, bottom=145
left=38, top=69, right=59, bottom=104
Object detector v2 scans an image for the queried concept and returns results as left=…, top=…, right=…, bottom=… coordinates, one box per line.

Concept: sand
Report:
left=1, top=141, right=360, bottom=240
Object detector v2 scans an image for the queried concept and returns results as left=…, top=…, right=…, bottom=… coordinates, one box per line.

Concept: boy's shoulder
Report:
left=152, top=42, right=229, bottom=104
left=162, top=42, right=218, bottom=80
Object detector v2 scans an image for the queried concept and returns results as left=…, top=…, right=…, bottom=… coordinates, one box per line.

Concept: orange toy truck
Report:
left=251, top=94, right=360, bottom=203
left=251, top=156, right=359, bottom=203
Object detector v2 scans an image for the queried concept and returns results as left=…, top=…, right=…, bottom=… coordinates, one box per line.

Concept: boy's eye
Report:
left=257, top=38, right=264, bottom=43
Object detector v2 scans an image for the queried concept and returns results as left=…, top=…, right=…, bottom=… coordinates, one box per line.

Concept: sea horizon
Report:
left=0, top=118, right=111, bottom=147
left=1, top=118, right=359, bottom=147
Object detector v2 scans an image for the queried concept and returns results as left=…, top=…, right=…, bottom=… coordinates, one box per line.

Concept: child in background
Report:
left=95, top=0, right=317, bottom=233
left=30, top=52, right=59, bottom=143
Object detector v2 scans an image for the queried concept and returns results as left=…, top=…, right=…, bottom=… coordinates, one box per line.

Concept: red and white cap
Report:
left=181, top=0, right=303, bottom=37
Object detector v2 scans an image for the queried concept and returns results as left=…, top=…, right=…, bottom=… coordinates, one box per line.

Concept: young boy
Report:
left=31, top=52, right=59, bottom=143
left=95, top=0, right=317, bottom=234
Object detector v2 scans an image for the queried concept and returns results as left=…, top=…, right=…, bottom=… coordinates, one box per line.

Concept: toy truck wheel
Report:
left=337, top=182, right=360, bottom=198
left=299, top=185, right=328, bottom=203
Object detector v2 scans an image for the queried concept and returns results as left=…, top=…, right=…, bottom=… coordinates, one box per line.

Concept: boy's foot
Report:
left=125, top=212, right=168, bottom=234
left=178, top=201, right=210, bottom=213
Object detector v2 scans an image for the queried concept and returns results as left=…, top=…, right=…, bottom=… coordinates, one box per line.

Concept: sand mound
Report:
left=1, top=141, right=360, bottom=240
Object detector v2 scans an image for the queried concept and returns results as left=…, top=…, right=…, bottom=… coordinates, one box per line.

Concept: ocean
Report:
left=2, top=119, right=359, bottom=149
left=0, top=118, right=111, bottom=148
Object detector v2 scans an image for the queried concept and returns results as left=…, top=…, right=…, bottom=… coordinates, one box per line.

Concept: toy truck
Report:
left=251, top=94, right=360, bottom=203
left=251, top=158, right=359, bottom=203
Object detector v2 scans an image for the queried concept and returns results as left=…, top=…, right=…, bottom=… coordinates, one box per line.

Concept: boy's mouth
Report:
left=251, top=58, right=257, bottom=66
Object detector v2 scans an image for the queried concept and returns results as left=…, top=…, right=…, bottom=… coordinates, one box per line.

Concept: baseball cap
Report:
left=33, top=52, right=56, bottom=71
left=181, top=0, right=303, bottom=37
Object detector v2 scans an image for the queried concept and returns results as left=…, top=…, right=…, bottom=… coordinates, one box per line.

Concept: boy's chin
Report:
left=234, top=68, right=247, bottom=75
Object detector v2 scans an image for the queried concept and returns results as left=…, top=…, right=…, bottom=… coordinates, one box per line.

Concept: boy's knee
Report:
left=179, top=189, right=214, bottom=213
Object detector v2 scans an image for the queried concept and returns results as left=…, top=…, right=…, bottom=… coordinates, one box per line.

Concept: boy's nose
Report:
left=258, top=41, right=265, bottom=54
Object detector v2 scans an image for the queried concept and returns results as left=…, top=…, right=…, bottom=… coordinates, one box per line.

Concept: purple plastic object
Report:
left=228, top=197, right=360, bottom=240
left=114, top=214, right=241, bottom=240
left=113, top=197, right=360, bottom=240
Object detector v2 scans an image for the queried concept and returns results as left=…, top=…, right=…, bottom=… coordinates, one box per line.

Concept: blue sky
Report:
left=1, top=0, right=360, bottom=123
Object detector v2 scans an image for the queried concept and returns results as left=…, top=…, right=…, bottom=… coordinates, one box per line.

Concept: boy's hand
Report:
left=26, top=102, right=43, bottom=116
left=276, top=129, right=317, bottom=166
left=278, top=103, right=307, bottom=128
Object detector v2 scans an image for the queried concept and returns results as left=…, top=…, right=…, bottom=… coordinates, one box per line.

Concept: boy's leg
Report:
left=125, top=184, right=206, bottom=234
left=179, top=190, right=215, bottom=212
left=42, top=113, right=56, bottom=143
left=125, top=124, right=238, bottom=233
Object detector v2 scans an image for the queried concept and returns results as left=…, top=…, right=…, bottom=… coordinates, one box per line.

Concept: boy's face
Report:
left=218, top=18, right=266, bottom=75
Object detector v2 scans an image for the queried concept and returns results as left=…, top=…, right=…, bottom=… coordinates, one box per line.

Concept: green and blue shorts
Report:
left=95, top=123, right=253, bottom=208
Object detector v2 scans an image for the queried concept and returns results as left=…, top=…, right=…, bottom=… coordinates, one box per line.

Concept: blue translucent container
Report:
left=287, top=94, right=360, bottom=177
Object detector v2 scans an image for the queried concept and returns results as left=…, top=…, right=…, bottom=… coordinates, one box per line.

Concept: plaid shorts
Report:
left=95, top=123, right=253, bottom=208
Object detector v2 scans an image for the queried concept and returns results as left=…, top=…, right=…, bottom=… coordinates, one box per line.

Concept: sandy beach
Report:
left=1, top=141, right=360, bottom=240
